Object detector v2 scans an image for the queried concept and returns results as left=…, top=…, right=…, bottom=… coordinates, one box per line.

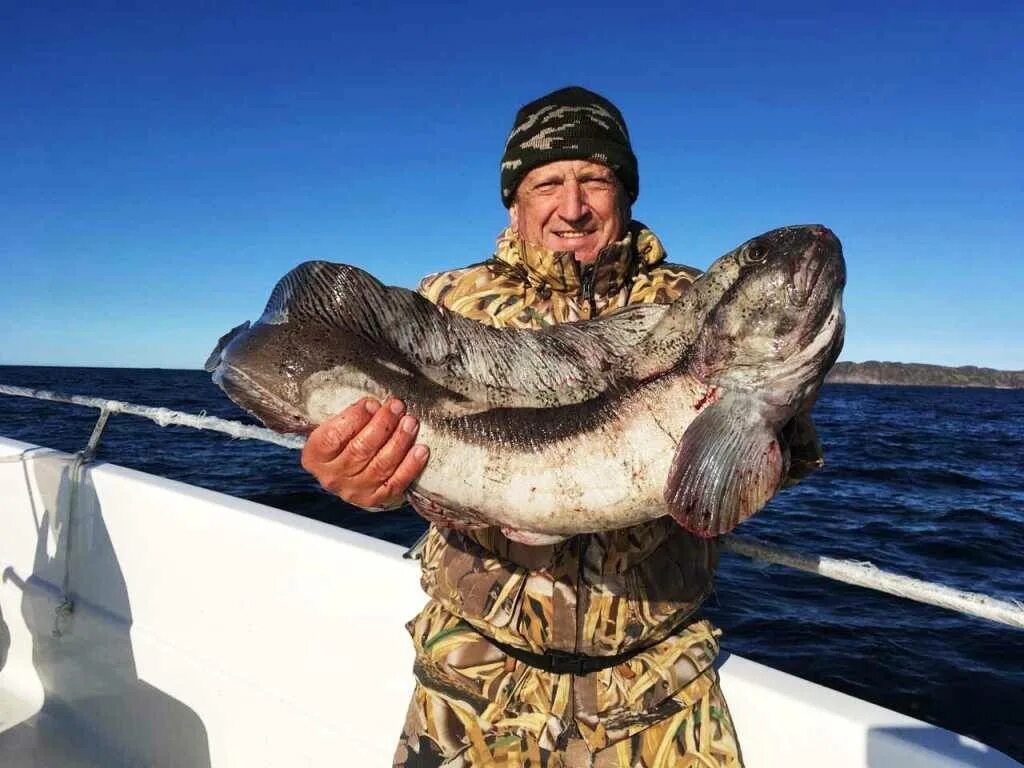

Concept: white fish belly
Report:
left=415, top=376, right=711, bottom=535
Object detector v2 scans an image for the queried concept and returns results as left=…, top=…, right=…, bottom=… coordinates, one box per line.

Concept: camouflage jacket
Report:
left=403, top=222, right=755, bottom=752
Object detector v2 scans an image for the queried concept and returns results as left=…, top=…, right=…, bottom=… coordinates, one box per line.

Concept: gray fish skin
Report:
left=207, top=225, right=845, bottom=540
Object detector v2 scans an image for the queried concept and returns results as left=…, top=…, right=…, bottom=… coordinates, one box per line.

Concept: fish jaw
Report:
left=696, top=226, right=845, bottom=406
left=211, top=313, right=345, bottom=434
left=213, top=362, right=313, bottom=434
left=787, top=226, right=845, bottom=309
left=767, top=298, right=845, bottom=409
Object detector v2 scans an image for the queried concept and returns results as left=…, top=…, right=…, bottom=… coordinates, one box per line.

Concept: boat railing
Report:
left=2, top=382, right=1021, bottom=631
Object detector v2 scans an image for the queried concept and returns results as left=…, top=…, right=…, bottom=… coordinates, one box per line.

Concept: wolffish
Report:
left=206, top=225, right=846, bottom=542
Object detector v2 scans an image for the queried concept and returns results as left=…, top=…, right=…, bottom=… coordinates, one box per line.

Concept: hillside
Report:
left=826, top=361, right=1024, bottom=389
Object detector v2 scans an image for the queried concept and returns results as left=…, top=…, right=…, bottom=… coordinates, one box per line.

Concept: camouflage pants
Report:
left=392, top=674, right=744, bottom=768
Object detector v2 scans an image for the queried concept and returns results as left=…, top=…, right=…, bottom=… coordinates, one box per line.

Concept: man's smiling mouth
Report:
left=553, top=230, right=595, bottom=239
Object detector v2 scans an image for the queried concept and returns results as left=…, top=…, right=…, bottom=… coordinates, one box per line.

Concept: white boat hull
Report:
left=0, top=437, right=1017, bottom=766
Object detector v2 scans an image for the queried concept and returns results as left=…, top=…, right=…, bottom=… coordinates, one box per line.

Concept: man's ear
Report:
left=508, top=202, right=519, bottom=233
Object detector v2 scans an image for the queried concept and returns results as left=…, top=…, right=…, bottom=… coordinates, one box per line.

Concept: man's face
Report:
left=509, top=159, right=629, bottom=264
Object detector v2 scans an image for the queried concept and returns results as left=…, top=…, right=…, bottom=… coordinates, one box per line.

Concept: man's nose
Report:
left=557, top=181, right=587, bottom=222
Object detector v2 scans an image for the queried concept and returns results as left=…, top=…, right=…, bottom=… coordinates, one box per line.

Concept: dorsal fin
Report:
left=259, top=261, right=678, bottom=409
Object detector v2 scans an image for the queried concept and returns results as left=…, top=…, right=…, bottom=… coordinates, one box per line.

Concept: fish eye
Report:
left=746, top=243, right=767, bottom=264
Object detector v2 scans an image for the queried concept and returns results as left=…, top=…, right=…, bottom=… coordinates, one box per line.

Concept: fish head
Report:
left=205, top=263, right=355, bottom=434
left=206, top=320, right=317, bottom=434
left=699, top=225, right=846, bottom=404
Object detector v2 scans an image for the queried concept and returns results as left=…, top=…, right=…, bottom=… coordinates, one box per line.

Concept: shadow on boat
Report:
left=0, top=448, right=210, bottom=767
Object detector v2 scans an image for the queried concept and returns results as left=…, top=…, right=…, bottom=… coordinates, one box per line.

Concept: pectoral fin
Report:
left=664, top=393, right=787, bottom=538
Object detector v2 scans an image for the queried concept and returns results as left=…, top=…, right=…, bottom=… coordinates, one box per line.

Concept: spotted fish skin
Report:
left=207, top=225, right=845, bottom=539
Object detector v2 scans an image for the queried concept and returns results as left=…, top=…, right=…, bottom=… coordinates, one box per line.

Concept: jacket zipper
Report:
left=579, top=265, right=597, bottom=317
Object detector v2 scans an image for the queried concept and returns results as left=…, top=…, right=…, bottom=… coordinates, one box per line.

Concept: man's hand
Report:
left=300, top=397, right=429, bottom=510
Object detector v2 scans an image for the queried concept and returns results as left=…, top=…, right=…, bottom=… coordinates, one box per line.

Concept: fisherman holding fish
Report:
left=291, top=87, right=836, bottom=767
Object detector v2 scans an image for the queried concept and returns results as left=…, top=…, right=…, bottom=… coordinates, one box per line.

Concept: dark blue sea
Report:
left=1, top=365, right=1021, bottom=759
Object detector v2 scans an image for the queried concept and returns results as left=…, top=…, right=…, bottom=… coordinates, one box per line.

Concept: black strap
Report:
left=482, top=611, right=704, bottom=676
left=487, top=635, right=646, bottom=675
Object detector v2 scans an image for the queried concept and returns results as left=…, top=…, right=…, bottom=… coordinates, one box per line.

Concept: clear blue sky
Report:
left=2, top=2, right=1021, bottom=370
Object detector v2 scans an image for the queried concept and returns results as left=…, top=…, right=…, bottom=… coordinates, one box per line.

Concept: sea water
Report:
left=0, top=365, right=1021, bottom=758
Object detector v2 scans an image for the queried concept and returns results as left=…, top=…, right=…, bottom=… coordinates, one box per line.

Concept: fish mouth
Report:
left=214, top=363, right=312, bottom=434
left=204, top=321, right=251, bottom=373
left=788, top=226, right=844, bottom=309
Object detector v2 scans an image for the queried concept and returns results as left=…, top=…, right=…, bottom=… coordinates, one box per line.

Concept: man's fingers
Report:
left=361, top=414, right=421, bottom=481
left=302, top=399, right=377, bottom=466
left=298, top=397, right=430, bottom=510
left=341, top=398, right=407, bottom=472
left=374, top=444, right=430, bottom=506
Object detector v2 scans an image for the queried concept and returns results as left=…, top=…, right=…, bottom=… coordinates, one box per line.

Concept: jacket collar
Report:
left=493, top=221, right=667, bottom=297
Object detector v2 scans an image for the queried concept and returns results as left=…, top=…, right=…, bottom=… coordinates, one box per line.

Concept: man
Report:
left=302, top=87, right=762, bottom=766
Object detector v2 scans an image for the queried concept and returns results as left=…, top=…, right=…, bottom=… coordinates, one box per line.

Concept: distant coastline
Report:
left=826, top=361, right=1024, bottom=389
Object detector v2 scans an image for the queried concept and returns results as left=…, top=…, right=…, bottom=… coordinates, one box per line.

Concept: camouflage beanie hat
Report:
left=500, top=86, right=639, bottom=208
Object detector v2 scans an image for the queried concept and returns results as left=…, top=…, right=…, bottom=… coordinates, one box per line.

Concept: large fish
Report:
left=206, top=225, right=845, bottom=542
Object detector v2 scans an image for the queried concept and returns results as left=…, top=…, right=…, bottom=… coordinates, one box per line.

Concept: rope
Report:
left=722, top=535, right=1024, bottom=629
left=2, top=382, right=1021, bottom=630
left=54, top=406, right=114, bottom=637
left=0, top=384, right=306, bottom=450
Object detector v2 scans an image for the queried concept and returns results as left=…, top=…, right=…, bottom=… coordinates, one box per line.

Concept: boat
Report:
left=0, top=392, right=1020, bottom=766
